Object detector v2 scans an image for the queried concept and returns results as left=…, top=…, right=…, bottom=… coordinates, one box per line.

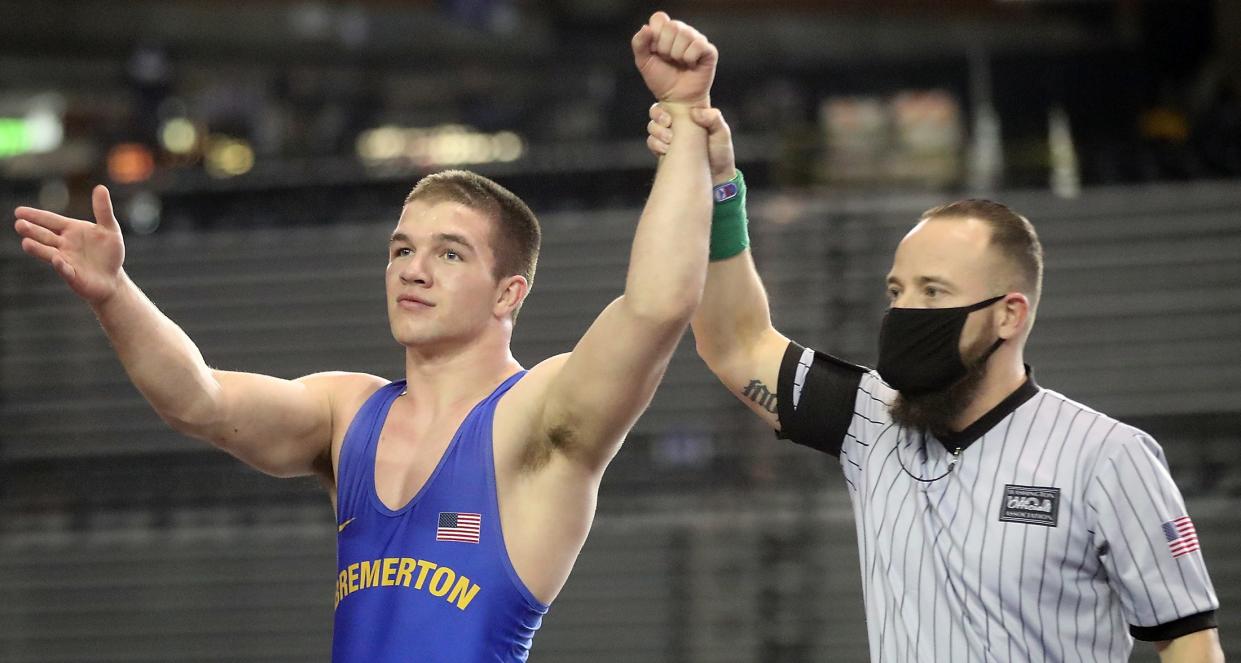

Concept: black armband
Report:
left=774, top=342, right=865, bottom=457
left=1129, top=610, right=1217, bottom=642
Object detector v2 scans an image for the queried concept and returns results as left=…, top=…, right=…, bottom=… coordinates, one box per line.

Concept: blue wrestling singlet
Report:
left=332, top=372, right=548, bottom=662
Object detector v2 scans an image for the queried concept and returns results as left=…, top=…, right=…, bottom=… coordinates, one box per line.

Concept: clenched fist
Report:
left=632, top=11, right=718, bottom=108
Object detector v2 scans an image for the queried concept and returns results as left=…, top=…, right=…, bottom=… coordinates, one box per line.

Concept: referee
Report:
left=647, top=107, right=1223, bottom=662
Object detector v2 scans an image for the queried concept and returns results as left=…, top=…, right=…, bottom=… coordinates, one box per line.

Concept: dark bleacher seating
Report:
left=1, top=183, right=1238, bottom=661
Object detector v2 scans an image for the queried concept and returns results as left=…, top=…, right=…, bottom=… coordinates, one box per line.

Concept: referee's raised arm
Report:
left=647, top=105, right=793, bottom=431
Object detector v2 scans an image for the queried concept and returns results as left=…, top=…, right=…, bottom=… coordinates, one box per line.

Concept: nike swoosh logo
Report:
left=338, top=517, right=355, bottom=533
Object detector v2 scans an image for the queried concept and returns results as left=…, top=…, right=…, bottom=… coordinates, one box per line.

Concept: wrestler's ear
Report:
left=494, top=275, right=528, bottom=319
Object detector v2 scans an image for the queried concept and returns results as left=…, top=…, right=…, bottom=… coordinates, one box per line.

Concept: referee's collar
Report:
left=935, top=366, right=1039, bottom=452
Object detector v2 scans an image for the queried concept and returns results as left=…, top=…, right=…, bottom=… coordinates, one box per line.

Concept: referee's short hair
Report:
left=405, top=170, right=542, bottom=319
left=921, top=199, right=1044, bottom=308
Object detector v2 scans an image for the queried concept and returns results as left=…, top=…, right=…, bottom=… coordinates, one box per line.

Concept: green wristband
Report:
left=710, top=170, right=749, bottom=261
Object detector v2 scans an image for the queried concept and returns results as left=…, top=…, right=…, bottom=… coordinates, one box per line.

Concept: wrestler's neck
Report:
left=949, top=347, right=1028, bottom=433
left=401, top=325, right=523, bottom=411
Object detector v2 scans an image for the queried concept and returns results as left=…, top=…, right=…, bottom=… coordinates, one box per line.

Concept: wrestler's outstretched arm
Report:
left=13, top=188, right=374, bottom=478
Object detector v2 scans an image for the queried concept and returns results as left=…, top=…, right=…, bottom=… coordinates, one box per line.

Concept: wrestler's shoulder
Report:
left=300, top=370, right=391, bottom=411
left=506, top=354, right=569, bottom=401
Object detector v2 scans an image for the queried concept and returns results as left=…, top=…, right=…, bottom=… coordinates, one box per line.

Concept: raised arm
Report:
left=648, top=104, right=790, bottom=430
left=533, top=12, right=715, bottom=473
left=13, top=186, right=369, bottom=478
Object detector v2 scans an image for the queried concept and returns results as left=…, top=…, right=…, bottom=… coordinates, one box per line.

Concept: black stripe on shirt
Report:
left=774, top=342, right=865, bottom=456
left=1130, top=610, right=1217, bottom=642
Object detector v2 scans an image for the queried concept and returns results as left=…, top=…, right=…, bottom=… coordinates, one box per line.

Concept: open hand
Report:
left=14, top=185, right=127, bottom=305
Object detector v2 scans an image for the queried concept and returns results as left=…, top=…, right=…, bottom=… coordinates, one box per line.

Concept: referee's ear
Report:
left=996, top=292, right=1032, bottom=340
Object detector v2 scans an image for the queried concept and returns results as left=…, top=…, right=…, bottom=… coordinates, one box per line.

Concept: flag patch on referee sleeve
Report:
left=437, top=512, right=482, bottom=544
left=1162, top=516, right=1200, bottom=558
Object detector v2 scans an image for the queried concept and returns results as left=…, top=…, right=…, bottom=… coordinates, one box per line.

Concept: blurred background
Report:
left=1, top=0, right=1239, bottom=661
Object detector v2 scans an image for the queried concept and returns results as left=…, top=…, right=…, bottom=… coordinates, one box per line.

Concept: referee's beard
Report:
left=889, top=330, right=995, bottom=439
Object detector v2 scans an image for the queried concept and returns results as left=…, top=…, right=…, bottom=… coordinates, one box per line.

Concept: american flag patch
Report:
left=436, top=512, right=481, bottom=544
left=1162, top=516, right=1200, bottom=559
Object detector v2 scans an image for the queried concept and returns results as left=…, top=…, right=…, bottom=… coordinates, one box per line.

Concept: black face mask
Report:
left=877, top=295, right=1006, bottom=395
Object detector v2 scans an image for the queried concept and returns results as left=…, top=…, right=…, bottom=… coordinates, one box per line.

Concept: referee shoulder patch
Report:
left=999, top=484, right=1061, bottom=527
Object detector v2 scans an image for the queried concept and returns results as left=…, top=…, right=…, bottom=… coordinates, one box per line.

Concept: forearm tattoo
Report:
left=742, top=379, right=778, bottom=414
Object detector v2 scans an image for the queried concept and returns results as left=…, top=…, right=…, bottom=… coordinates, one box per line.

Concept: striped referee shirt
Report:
left=776, top=342, right=1219, bottom=663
